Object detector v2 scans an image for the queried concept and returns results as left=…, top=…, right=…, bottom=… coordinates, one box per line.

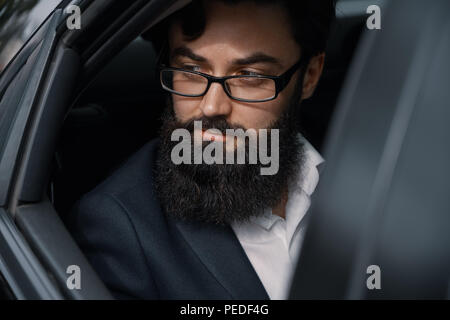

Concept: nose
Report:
left=198, top=82, right=233, bottom=118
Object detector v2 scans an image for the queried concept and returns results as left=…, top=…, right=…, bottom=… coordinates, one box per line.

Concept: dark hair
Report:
left=148, top=0, right=335, bottom=64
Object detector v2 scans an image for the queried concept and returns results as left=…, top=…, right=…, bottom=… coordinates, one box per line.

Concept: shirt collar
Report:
left=234, top=134, right=324, bottom=240
left=295, top=134, right=324, bottom=197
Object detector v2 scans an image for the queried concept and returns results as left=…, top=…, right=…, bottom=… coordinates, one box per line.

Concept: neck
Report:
left=272, top=188, right=289, bottom=219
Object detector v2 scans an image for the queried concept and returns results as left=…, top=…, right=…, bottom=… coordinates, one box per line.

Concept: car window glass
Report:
left=0, top=0, right=61, bottom=74
left=0, top=41, right=41, bottom=159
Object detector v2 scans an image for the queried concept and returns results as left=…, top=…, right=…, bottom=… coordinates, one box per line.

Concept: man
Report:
left=67, top=0, right=334, bottom=299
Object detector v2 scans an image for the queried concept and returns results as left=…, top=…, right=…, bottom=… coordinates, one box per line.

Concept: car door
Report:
left=0, top=9, right=66, bottom=300
left=0, top=1, right=114, bottom=299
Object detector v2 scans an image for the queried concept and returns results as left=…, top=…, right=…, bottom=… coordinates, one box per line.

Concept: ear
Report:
left=301, top=53, right=325, bottom=100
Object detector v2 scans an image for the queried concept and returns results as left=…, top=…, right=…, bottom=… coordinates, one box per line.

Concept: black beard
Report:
left=154, top=103, right=304, bottom=225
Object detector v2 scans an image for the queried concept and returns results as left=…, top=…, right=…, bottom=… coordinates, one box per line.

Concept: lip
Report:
left=201, top=130, right=226, bottom=142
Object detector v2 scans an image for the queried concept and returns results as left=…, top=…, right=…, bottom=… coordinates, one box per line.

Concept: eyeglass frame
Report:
left=158, top=59, right=306, bottom=103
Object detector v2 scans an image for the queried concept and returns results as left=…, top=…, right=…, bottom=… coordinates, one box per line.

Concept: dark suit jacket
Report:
left=66, top=139, right=269, bottom=300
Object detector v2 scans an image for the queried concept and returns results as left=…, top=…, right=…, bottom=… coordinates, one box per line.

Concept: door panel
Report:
left=0, top=10, right=65, bottom=300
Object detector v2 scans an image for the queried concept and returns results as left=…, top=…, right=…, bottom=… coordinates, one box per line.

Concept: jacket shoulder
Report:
left=88, top=139, right=159, bottom=198
left=65, top=139, right=161, bottom=299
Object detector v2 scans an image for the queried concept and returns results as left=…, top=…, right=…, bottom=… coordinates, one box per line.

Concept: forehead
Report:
left=168, top=1, right=301, bottom=65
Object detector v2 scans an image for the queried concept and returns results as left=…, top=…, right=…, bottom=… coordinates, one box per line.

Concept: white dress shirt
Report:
left=230, top=135, right=324, bottom=299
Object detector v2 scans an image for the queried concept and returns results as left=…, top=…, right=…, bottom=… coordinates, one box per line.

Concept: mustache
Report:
left=175, top=116, right=285, bottom=136
left=177, top=116, right=247, bottom=134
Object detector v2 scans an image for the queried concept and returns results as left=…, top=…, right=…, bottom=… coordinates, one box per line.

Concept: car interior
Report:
left=0, top=0, right=394, bottom=300
left=291, top=0, right=450, bottom=299
left=50, top=0, right=372, bottom=218
left=3, top=0, right=448, bottom=300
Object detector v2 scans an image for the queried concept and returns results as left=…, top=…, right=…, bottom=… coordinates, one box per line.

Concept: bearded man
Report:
left=67, top=0, right=335, bottom=300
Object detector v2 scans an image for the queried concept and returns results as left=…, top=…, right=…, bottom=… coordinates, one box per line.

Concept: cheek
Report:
left=172, top=95, right=202, bottom=122
left=171, top=95, right=288, bottom=128
left=232, top=100, right=286, bottom=130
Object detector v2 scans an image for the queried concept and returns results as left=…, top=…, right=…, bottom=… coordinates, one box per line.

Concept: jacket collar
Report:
left=173, top=217, right=270, bottom=299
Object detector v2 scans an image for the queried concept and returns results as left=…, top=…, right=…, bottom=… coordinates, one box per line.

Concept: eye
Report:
left=239, top=70, right=262, bottom=76
left=182, top=64, right=201, bottom=72
left=236, top=77, right=265, bottom=86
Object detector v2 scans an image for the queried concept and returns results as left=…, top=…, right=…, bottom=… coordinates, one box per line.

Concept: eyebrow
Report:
left=232, top=52, right=283, bottom=68
left=171, top=46, right=283, bottom=68
left=171, top=46, right=207, bottom=63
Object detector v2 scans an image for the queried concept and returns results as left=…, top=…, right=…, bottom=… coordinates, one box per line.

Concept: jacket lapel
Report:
left=149, top=141, right=268, bottom=299
left=173, top=218, right=269, bottom=300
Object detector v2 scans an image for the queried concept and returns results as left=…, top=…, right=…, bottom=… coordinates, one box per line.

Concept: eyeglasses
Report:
left=159, top=60, right=304, bottom=103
